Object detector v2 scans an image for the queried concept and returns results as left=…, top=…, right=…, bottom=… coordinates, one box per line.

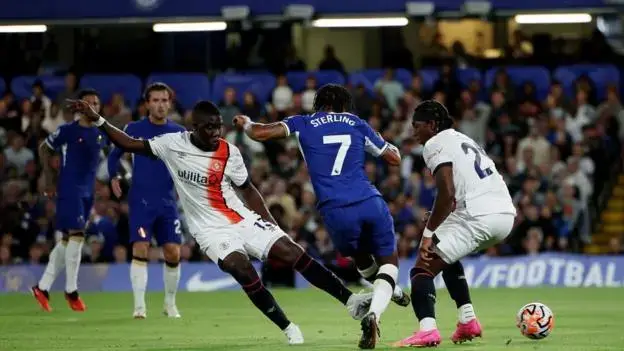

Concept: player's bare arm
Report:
left=381, top=143, right=401, bottom=166
left=66, top=99, right=149, bottom=155
left=235, top=179, right=278, bottom=225
left=426, top=165, right=455, bottom=232
left=232, top=115, right=288, bottom=141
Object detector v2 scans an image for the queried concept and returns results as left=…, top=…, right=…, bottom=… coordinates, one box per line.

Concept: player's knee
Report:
left=132, top=242, right=149, bottom=258
left=163, top=245, right=180, bottom=264
left=271, top=238, right=304, bottom=266
left=68, top=230, right=84, bottom=238
left=219, top=251, right=256, bottom=282
left=375, top=264, right=398, bottom=291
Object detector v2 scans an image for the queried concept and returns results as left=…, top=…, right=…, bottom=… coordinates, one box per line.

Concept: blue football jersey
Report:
left=45, top=121, right=106, bottom=197
left=281, top=112, right=389, bottom=209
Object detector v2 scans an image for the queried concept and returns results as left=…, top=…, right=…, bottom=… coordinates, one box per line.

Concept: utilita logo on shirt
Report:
left=177, top=170, right=218, bottom=186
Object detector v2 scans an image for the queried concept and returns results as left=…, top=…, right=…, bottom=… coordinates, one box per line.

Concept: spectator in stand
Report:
left=301, top=76, right=316, bottom=114
left=218, top=87, right=241, bottom=127
left=489, top=69, right=516, bottom=104
left=31, top=80, right=52, bottom=123
left=374, top=69, right=405, bottom=112
left=271, top=74, right=294, bottom=119
left=318, top=45, right=345, bottom=74
left=4, top=134, right=34, bottom=176
left=517, top=125, right=551, bottom=168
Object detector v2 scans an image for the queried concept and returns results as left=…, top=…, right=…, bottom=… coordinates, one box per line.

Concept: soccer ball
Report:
left=516, top=302, right=554, bottom=339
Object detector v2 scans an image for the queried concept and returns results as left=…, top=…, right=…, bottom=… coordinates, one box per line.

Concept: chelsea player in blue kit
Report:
left=32, top=89, right=106, bottom=312
left=107, top=83, right=185, bottom=319
left=234, top=84, right=409, bottom=349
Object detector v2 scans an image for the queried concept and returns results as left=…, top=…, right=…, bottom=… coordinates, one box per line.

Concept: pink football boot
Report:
left=393, top=329, right=442, bottom=348
left=451, top=319, right=482, bottom=344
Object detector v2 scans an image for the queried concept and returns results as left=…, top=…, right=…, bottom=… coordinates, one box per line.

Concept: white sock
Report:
left=420, top=317, right=437, bottom=331
left=131, top=259, right=148, bottom=311
left=65, top=236, right=84, bottom=292
left=39, top=241, right=66, bottom=291
left=163, top=263, right=180, bottom=306
left=358, top=261, right=404, bottom=299
left=458, top=303, right=476, bottom=324
left=392, top=284, right=404, bottom=298
left=368, top=264, right=398, bottom=321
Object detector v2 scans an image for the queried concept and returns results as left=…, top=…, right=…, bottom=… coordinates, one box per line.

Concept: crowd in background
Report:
left=0, top=60, right=623, bottom=272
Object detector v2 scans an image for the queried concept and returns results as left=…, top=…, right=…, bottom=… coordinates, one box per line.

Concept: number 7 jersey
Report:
left=281, top=112, right=388, bottom=210
left=423, top=129, right=516, bottom=217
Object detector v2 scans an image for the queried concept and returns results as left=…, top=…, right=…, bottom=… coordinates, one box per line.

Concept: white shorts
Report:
left=433, top=210, right=515, bottom=264
left=194, top=218, right=288, bottom=264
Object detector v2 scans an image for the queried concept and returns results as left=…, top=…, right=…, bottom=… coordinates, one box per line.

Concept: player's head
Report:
left=144, top=82, right=173, bottom=120
left=412, top=100, right=453, bottom=144
left=77, top=89, right=101, bottom=114
left=191, top=100, right=222, bottom=150
left=313, top=84, right=352, bottom=113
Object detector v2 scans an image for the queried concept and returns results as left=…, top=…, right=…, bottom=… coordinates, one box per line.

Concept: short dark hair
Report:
left=144, top=82, right=173, bottom=101
left=192, top=100, right=220, bottom=119
left=77, top=89, right=99, bottom=100
left=32, top=79, right=44, bottom=89
left=313, top=84, right=352, bottom=113
left=412, top=100, right=453, bottom=131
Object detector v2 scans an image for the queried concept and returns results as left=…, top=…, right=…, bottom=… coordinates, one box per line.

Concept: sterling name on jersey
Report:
left=281, top=112, right=388, bottom=209
left=146, top=132, right=255, bottom=234
left=423, top=129, right=516, bottom=217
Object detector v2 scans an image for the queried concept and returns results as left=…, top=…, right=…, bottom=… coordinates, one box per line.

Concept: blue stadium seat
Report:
left=212, top=73, right=276, bottom=104
left=80, top=74, right=143, bottom=109
left=419, top=68, right=482, bottom=91
left=485, top=66, right=551, bottom=100
left=10, top=75, right=67, bottom=101
left=349, top=68, right=413, bottom=95
left=146, top=73, right=211, bottom=111
left=285, top=70, right=345, bottom=92
left=0, top=78, right=5, bottom=96
left=553, top=64, right=620, bottom=100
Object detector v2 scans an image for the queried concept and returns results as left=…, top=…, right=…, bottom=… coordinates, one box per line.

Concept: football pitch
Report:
left=1, top=288, right=623, bottom=350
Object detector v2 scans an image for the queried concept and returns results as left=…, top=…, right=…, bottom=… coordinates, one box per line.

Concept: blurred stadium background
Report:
left=1, top=0, right=624, bottom=314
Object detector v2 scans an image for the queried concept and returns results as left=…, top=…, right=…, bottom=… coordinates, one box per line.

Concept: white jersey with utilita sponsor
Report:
left=422, top=129, right=516, bottom=217
left=147, top=132, right=256, bottom=234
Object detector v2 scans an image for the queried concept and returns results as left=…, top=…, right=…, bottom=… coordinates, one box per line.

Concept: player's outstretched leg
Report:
left=394, top=256, right=447, bottom=348
left=64, top=231, right=86, bottom=311
left=443, top=261, right=482, bottom=343
left=354, top=254, right=399, bottom=349
left=162, top=243, right=181, bottom=318
left=268, top=237, right=372, bottom=321
left=130, top=241, right=150, bottom=318
left=32, top=239, right=68, bottom=312
left=219, top=251, right=303, bottom=345
left=355, top=254, right=410, bottom=307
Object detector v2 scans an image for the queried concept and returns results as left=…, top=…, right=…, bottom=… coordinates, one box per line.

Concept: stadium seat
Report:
left=146, top=73, right=211, bottom=111
left=211, top=73, right=276, bottom=104
left=349, top=68, right=413, bottom=95
left=285, top=70, right=345, bottom=92
left=419, top=68, right=482, bottom=91
left=10, top=75, right=67, bottom=101
left=0, top=78, right=5, bottom=96
left=553, top=64, right=620, bottom=100
left=485, top=66, right=551, bottom=100
left=80, top=74, right=143, bottom=109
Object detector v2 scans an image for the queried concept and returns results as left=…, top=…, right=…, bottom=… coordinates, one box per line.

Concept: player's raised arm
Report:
left=66, top=99, right=149, bottom=155
left=233, top=115, right=289, bottom=141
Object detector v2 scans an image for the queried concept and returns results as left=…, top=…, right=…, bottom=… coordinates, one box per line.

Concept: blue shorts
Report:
left=319, top=196, right=396, bottom=258
left=56, top=195, right=93, bottom=231
left=129, top=201, right=181, bottom=245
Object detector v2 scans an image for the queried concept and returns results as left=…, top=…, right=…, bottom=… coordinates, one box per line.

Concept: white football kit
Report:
left=147, top=132, right=287, bottom=263
left=423, top=129, right=517, bottom=263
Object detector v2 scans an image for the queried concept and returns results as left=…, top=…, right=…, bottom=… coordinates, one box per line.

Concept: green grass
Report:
left=1, top=288, right=623, bottom=350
